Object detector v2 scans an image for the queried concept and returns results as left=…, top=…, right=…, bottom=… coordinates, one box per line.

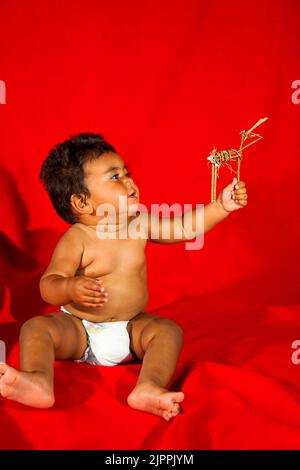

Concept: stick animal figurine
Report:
left=207, top=117, right=268, bottom=202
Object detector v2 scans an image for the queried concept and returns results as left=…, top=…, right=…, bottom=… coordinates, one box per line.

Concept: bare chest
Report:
left=77, top=235, right=147, bottom=278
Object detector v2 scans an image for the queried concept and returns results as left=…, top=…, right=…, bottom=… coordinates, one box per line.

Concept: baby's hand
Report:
left=67, top=276, right=108, bottom=308
left=216, top=177, right=248, bottom=212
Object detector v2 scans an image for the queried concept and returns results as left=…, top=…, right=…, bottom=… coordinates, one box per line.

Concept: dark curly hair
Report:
left=40, top=132, right=116, bottom=224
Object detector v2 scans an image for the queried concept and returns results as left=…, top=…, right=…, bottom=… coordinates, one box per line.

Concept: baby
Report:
left=0, top=133, right=248, bottom=420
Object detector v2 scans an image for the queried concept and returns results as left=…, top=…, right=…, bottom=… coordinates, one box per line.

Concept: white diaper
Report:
left=60, top=306, right=134, bottom=367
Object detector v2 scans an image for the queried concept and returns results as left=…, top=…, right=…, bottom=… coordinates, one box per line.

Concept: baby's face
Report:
left=83, top=152, right=139, bottom=216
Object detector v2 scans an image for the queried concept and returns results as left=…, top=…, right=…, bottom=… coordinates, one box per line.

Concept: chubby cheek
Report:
left=110, top=189, right=129, bottom=212
left=95, top=184, right=139, bottom=213
left=106, top=184, right=126, bottom=198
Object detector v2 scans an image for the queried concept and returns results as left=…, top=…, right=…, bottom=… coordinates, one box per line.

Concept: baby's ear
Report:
left=70, top=193, right=93, bottom=215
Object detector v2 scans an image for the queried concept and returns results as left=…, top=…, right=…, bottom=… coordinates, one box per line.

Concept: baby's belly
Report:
left=63, top=274, right=148, bottom=322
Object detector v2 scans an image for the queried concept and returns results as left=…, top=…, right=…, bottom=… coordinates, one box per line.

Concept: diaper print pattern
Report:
left=85, top=322, right=107, bottom=335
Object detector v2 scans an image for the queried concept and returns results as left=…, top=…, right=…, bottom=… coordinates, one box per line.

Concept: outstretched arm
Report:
left=144, top=177, right=247, bottom=243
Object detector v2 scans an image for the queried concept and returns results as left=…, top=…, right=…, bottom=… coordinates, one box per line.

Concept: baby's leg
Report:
left=127, top=313, right=184, bottom=421
left=0, top=312, right=87, bottom=408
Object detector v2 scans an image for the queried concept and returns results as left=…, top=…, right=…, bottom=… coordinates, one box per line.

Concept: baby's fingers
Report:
left=81, top=295, right=108, bottom=307
left=84, top=289, right=108, bottom=300
left=233, top=196, right=248, bottom=205
left=234, top=180, right=246, bottom=189
left=234, top=188, right=247, bottom=195
left=236, top=197, right=248, bottom=207
left=84, top=279, right=108, bottom=294
left=235, top=193, right=248, bottom=201
left=86, top=279, right=103, bottom=292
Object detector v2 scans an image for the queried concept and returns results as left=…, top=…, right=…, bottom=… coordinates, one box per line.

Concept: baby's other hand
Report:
left=217, top=177, right=248, bottom=212
left=67, top=275, right=108, bottom=308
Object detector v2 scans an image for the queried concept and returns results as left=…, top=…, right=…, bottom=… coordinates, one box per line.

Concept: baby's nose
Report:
left=125, top=177, right=133, bottom=186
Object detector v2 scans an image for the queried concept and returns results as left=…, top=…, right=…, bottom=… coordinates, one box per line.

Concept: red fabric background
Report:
left=1, top=0, right=300, bottom=449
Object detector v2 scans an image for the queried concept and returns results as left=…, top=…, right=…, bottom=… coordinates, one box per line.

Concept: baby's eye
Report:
left=111, top=172, right=132, bottom=180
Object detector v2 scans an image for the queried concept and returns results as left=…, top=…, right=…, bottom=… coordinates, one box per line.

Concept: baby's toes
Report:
left=171, top=403, right=181, bottom=416
left=0, top=364, right=16, bottom=396
left=163, top=410, right=173, bottom=421
left=163, top=404, right=181, bottom=421
left=0, top=363, right=9, bottom=381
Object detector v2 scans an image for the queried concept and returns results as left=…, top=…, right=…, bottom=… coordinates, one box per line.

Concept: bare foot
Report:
left=127, top=381, right=184, bottom=421
left=0, top=363, right=55, bottom=408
